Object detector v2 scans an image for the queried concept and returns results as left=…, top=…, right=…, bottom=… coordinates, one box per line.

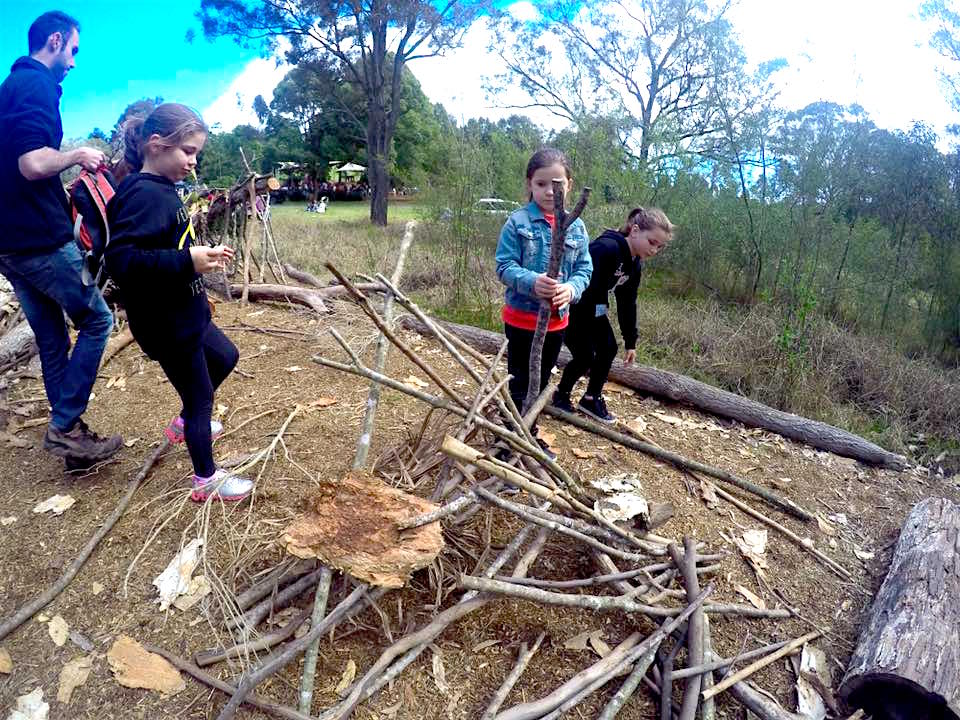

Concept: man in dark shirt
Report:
left=0, top=11, right=122, bottom=463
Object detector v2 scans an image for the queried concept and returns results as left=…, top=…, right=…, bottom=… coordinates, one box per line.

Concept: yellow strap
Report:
left=177, top=219, right=196, bottom=249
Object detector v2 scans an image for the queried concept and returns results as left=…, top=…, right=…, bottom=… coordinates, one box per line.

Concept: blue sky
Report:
left=0, top=0, right=262, bottom=138
left=1, top=0, right=957, bottom=144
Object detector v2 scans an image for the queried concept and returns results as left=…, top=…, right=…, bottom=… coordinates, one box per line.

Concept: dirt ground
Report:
left=0, top=297, right=953, bottom=719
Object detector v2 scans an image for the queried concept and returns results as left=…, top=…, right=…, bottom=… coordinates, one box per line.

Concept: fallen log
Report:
left=839, top=497, right=960, bottom=720
left=397, top=316, right=907, bottom=469
left=0, top=320, right=37, bottom=372
left=225, top=282, right=329, bottom=314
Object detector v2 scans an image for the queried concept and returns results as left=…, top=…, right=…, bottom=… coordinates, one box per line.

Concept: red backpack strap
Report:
left=77, top=170, right=113, bottom=250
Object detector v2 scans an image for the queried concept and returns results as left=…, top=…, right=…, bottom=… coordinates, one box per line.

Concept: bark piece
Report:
left=839, top=497, right=960, bottom=719
left=57, top=655, right=93, bottom=703
left=107, top=635, right=185, bottom=696
left=281, top=470, right=443, bottom=588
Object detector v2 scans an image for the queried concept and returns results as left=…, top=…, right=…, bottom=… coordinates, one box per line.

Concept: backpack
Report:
left=69, top=169, right=116, bottom=288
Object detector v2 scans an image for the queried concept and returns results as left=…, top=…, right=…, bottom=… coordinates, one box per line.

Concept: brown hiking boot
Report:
left=44, top=419, right=123, bottom=461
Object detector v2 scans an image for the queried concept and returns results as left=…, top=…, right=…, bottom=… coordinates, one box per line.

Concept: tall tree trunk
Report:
left=879, top=219, right=908, bottom=334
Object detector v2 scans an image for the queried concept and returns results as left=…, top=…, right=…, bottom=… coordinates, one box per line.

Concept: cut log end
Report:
left=841, top=675, right=960, bottom=720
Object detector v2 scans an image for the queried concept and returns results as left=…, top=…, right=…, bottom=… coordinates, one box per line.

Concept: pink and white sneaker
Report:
left=164, top=416, right=224, bottom=444
left=191, top=469, right=254, bottom=502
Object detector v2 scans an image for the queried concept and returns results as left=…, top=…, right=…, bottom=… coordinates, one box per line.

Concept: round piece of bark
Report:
left=839, top=497, right=960, bottom=719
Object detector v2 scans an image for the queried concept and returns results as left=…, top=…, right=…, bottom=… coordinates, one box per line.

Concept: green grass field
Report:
left=269, top=199, right=428, bottom=223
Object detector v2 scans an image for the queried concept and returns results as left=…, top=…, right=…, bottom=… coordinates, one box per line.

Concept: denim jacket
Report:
left=495, top=201, right=593, bottom=317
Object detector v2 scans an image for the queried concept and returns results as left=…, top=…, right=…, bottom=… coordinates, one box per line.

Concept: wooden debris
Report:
left=840, top=496, right=960, bottom=718
left=281, top=471, right=443, bottom=588
left=107, top=636, right=185, bottom=696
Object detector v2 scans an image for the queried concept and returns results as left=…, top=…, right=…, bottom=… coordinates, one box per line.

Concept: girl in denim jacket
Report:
left=495, top=148, right=592, bottom=448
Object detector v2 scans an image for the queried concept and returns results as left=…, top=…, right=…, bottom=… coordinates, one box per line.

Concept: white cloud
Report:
left=201, top=0, right=958, bottom=142
left=729, top=0, right=956, bottom=136
left=202, top=55, right=291, bottom=132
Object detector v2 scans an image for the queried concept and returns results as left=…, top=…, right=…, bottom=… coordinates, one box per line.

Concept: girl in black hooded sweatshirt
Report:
left=106, top=103, right=253, bottom=502
left=551, top=207, right=674, bottom=423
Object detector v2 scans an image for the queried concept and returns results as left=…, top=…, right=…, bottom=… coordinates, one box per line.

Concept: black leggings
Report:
left=157, top=323, right=238, bottom=477
left=504, top=323, right=564, bottom=415
left=558, top=307, right=618, bottom=399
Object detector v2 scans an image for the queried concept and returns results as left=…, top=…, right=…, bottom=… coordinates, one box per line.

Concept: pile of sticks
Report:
left=178, top=264, right=809, bottom=720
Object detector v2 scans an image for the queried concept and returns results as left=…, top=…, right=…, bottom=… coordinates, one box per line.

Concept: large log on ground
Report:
left=0, top=321, right=37, bottom=372
left=396, top=316, right=907, bottom=469
left=839, top=497, right=960, bottom=720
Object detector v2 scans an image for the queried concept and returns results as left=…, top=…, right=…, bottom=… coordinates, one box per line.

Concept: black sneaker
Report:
left=579, top=395, right=615, bottom=424
left=44, top=419, right=123, bottom=461
left=550, top=390, right=575, bottom=413
left=535, top=436, right=557, bottom=461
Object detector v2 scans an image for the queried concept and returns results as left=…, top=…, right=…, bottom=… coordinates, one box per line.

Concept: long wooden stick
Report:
left=699, top=476, right=851, bottom=579
left=700, top=614, right=716, bottom=720
left=194, top=605, right=312, bottom=667
left=670, top=538, right=703, bottom=720
left=523, top=184, right=590, bottom=413
left=297, top=565, right=333, bottom=713
left=0, top=439, right=169, bottom=642
left=503, top=584, right=709, bottom=720
left=480, top=633, right=546, bottom=720
left=323, top=526, right=551, bottom=720
left=215, top=585, right=381, bottom=720
left=353, top=222, right=416, bottom=469
left=325, top=262, right=468, bottom=410
left=144, top=643, right=314, bottom=720
left=545, top=406, right=814, bottom=522
left=702, top=630, right=821, bottom=700
left=459, top=576, right=791, bottom=619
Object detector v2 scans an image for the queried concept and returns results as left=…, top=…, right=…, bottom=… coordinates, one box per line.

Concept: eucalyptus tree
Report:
left=197, top=0, right=491, bottom=225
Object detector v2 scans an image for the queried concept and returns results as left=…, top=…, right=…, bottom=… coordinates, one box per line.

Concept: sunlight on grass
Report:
left=269, top=200, right=427, bottom=224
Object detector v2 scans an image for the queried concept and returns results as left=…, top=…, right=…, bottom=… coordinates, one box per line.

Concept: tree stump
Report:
left=839, top=497, right=960, bottom=720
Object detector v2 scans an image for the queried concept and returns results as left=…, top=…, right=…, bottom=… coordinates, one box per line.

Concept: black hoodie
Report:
left=572, top=229, right=642, bottom=350
left=0, top=57, right=72, bottom=254
left=105, top=173, right=210, bottom=359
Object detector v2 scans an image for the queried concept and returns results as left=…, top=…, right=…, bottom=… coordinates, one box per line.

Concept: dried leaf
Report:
left=854, top=547, right=875, bottom=561
left=432, top=649, right=449, bottom=694
left=311, top=397, right=338, bottom=408
left=402, top=374, right=429, bottom=389
left=57, top=655, right=93, bottom=704
left=651, top=411, right=683, bottom=426
left=816, top=514, right=836, bottom=537
left=0, top=646, right=12, bottom=673
left=563, top=629, right=607, bottom=654
left=699, top=479, right=719, bottom=510
left=91, top=582, right=105, bottom=596
left=471, top=639, right=500, bottom=653
left=48, top=615, right=69, bottom=647
left=560, top=426, right=579, bottom=437
left=1, top=515, right=17, bottom=526
left=537, top=430, right=557, bottom=451
left=7, top=687, right=48, bottom=720
left=284, top=365, right=304, bottom=372
left=740, top=529, right=768, bottom=555
left=335, top=659, right=357, bottom=696
left=152, top=539, right=203, bottom=611
left=735, top=584, right=766, bottom=610
left=572, top=448, right=598, bottom=459
left=588, top=633, right=612, bottom=658
left=107, top=636, right=185, bottom=696
left=32, top=494, right=75, bottom=515
left=626, top=416, right=648, bottom=435
left=172, top=575, right=211, bottom=611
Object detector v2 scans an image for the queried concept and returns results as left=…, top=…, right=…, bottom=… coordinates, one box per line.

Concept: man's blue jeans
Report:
left=0, top=242, right=112, bottom=431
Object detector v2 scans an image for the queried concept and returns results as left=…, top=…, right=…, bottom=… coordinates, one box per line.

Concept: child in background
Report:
left=105, top=103, right=253, bottom=502
left=495, top=148, right=593, bottom=452
left=552, top=207, right=674, bottom=423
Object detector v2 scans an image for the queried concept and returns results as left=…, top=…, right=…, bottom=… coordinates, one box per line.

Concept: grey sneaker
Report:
left=44, top=419, right=123, bottom=461
left=191, top=469, right=254, bottom=502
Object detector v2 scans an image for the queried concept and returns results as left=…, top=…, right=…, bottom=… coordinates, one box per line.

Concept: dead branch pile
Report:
left=161, top=262, right=838, bottom=720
